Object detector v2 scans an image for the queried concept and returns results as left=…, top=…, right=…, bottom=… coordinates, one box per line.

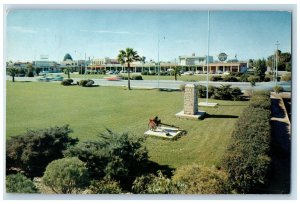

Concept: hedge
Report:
left=222, top=92, right=271, bottom=193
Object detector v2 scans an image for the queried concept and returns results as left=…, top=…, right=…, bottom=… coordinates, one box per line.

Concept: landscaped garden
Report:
left=6, top=81, right=248, bottom=169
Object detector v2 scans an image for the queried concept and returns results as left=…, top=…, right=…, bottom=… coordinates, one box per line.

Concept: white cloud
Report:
left=8, top=26, right=38, bottom=34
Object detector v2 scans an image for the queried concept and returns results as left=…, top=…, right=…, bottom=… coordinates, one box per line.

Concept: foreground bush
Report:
left=61, top=79, right=74, bottom=86
left=65, top=130, right=149, bottom=189
left=42, top=157, right=90, bottom=194
left=6, top=125, right=78, bottom=178
left=172, top=165, right=230, bottom=194
left=87, top=178, right=122, bottom=194
left=222, top=92, right=271, bottom=193
left=132, top=171, right=182, bottom=194
left=6, top=173, right=38, bottom=193
left=131, top=75, right=143, bottom=80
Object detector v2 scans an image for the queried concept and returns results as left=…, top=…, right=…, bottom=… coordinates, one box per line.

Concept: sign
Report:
left=218, top=53, right=227, bottom=61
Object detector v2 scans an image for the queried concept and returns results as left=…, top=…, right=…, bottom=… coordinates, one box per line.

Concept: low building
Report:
left=33, top=61, right=59, bottom=72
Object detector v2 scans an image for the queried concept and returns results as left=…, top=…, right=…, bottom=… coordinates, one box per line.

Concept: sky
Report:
left=5, top=10, right=292, bottom=62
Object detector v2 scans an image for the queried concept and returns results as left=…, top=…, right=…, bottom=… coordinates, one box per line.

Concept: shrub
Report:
left=87, top=178, right=122, bottom=194
left=42, top=157, right=90, bottom=194
left=132, top=171, right=182, bottom=194
left=131, top=75, right=143, bottom=80
left=222, top=94, right=271, bottom=193
left=6, top=173, right=38, bottom=193
left=273, top=85, right=283, bottom=94
left=239, top=74, right=250, bottom=82
left=172, top=165, right=230, bottom=194
left=141, top=71, right=149, bottom=75
left=79, top=79, right=95, bottom=87
left=210, top=75, right=223, bottom=81
left=213, top=85, right=233, bottom=100
left=281, top=73, right=291, bottom=82
left=61, top=79, right=74, bottom=86
left=26, top=70, right=34, bottom=77
left=65, top=130, right=149, bottom=189
left=6, top=125, right=78, bottom=178
left=264, top=76, right=271, bottom=82
left=196, top=85, right=215, bottom=98
left=223, top=76, right=239, bottom=82
left=230, top=87, right=243, bottom=101
left=248, top=76, right=260, bottom=86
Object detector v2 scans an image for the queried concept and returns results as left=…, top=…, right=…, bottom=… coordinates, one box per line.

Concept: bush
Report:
left=249, top=93, right=271, bottom=110
left=210, top=75, right=223, bottom=81
left=172, top=165, right=230, bottom=194
left=141, top=71, right=149, bottom=75
left=212, top=85, right=240, bottom=100
left=87, top=178, right=122, bottom=194
left=79, top=79, right=95, bottom=87
left=239, top=74, right=250, bottom=82
left=61, top=79, right=74, bottom=86
left=281, top=73, right=291, bottom=82
left=65, top=130, right=149, bottom=189
left=273, top=85, right=284, bottom=94
left=6, top=125, right=78, bottom=178
left=248, top=76, right=260, bottom=86
left=132, top=171, right=182, bottom=194
left=131, top=75, right=143, bottom=80
left=223, top=76, right=239, bottom=82
left=6, top=173, right=38, bottom=193
left=222, top=94, right=271, bottom=193
left=26, top=70, right=34, bottom=77
left=264, top=76, right=271, bottom=82
left=42, top=157, right=90, bottom=194
left=196, top=85, right=215, bottom=98
left=230, top=87, right=243, bottom=101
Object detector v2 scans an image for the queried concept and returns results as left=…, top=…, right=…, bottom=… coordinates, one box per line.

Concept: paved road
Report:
left=6, top=76, right=291, bottom=91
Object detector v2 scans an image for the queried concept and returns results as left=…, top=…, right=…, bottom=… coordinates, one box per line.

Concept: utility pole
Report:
left=275, top=41, right=280, bottom=85
left=85, top=52, right=87, bottom=79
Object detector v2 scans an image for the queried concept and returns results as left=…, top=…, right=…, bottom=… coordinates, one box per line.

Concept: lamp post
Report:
left=206, top=10, right=210, bottom=104
left=157, top=36, right=165, bottom=89
left=275, top=41, right=280, bottom=85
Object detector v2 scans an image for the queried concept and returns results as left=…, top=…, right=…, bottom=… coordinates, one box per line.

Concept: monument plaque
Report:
left=175, top=84, right=206, bottom=120
left=184, top=84, right=198, bottom=115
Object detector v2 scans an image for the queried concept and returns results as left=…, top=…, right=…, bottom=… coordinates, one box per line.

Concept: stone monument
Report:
left=175, top=84, right=206, bottom=120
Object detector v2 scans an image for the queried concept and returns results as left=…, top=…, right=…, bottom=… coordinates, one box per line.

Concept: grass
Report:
left=65, top=73, right=222, bottom=82
left=6, top=81, right=248, bottom=169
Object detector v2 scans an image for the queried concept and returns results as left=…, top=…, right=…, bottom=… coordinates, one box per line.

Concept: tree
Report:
left=6, top=173, right=39, bottom=193
left=254, top=58, right=267, bottom=81
left=172, top=165, right=230, bottom=194
left=7, top=67, right=19, bottom=82
left=140, top=56, right=146, bottom=64
left=6, top=125, right=78, bottom=178
left=35, top=67, right=41, bottom=76
left=117, top=48, right=140, bottom=90
left=42, top=157, right=90, bottom=194
left=63, top=53, right=73, bottom=61
left=173, top=66, right=181, bottom=81
left=26, top=64, right=34, bottom=77
left=65, top=129, right=149, bottom=188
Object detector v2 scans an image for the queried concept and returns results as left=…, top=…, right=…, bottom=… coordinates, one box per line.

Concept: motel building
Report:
left=85, top=53, right=248, bottom=74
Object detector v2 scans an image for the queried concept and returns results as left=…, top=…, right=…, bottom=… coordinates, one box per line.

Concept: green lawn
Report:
left=6, top=81, right=248, bottom=169
left=66, top=73, right=221, bottom=82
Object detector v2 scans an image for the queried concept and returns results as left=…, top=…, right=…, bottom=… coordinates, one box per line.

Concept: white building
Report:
left=178, top=53, right=213, bottom=66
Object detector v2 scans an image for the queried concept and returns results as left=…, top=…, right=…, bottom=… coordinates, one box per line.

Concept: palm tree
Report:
left=117, top=48, right=140, bottom=90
